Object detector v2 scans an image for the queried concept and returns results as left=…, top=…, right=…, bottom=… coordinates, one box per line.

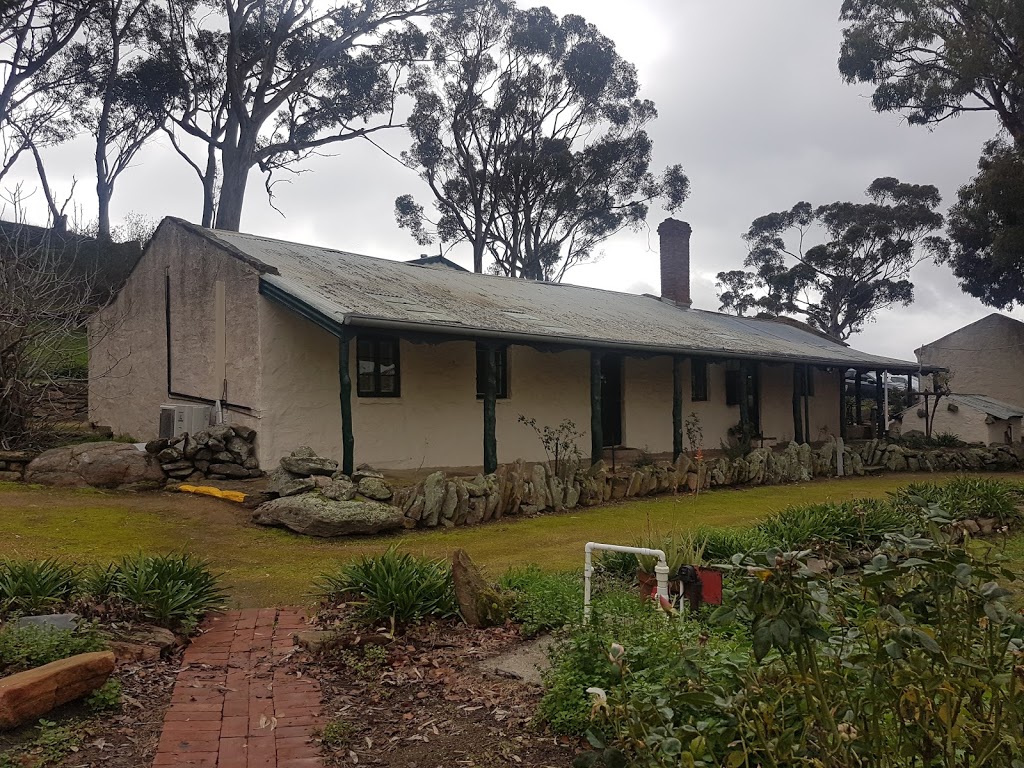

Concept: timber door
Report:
left=601, top=355, right=623, bottom=447
left=746, top=364, right=761, bottom=433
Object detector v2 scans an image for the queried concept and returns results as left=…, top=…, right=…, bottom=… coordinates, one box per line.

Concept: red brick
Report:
left=221, top=715, right=249, bottom=738
left=153, top=751, right=219, bottom=765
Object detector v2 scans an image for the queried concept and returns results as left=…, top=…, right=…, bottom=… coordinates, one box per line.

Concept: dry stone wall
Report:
left=145, top=424, right=261, bottom=482
left=390, top=439, right=1024, bottom=531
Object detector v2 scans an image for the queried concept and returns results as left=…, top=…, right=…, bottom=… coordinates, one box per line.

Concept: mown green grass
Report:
left=0, top=473, right=1021, bottom=608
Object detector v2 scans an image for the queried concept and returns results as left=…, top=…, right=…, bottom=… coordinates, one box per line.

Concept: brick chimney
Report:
left=658, top=218, right=692, bottom=307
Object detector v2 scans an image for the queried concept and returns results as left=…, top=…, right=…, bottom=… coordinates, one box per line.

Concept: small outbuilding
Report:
left=900, top=393, right=1024, bottom=445
left=88, top=217, right=933, bottom=472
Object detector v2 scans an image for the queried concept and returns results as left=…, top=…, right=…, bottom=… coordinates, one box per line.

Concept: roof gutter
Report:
left=259, top=278, right=942, bottom=374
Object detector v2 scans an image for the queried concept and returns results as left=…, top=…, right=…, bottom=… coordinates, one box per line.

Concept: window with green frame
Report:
left=357, top=336, right=400, bottom=397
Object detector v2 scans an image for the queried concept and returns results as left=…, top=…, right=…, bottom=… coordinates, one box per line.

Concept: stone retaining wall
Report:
left=145, top=424, right=261, bottom=482
left=389, top=439, right=1024, bottom=530
left=0, top=450, right=39, bottom=482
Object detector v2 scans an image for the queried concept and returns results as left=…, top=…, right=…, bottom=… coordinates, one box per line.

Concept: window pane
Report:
left=379, top=373, right=396, bottom=394
left=691, top=359, right=708, bottom=401
left=358, top=373, right=375, bottom=394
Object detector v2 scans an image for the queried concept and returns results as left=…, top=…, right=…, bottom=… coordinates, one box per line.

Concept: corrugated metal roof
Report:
left=185, top=220, right=929, bottom=371
left=948, top=394, right=1024, bottom=421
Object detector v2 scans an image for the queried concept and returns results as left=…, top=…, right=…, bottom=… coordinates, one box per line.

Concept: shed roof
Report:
left=948, top=394, right=1024, bottom=421
left=175, top=219, right=932, bottom=372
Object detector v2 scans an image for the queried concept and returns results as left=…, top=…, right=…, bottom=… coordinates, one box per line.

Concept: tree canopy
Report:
left=717, top=178, right=947, bottom=341
left=839, top=0, right=1024, bottom=146
left=395, top=0, right=687, bottom=280
left=151, top=0, right=464, bottom=232
left=944, top=138, right=1024, bottom=309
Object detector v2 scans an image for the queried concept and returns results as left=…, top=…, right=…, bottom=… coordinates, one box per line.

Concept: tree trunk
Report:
left=215, top=159, right=249, bottom=231
left=201, top=145, right=218, bottom=228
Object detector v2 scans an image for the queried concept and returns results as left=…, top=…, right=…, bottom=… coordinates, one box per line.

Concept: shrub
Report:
left=316, top=547, right=457, bottom=628
left=0, top=623, right=107, bottom=674
left=111, top=553, right=225, bottom=630
left=696, top=526, right=769, bottom=562
left=0, top=559, right=81, bottom=616
left=892, top=476, right=1020, bottom=524
left=578, top=506, right=1024, bottom=767
left=541, top=588, right=744, bottom=738
left=593, top=549, right=638, bottom=582
left=754, top=498, right=912, bottom=553
left=499, top=566, right=582, bottom=636
left=0, top=719, right=81, bottom=768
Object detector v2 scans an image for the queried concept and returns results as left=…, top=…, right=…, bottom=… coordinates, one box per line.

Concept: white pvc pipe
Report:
left=584, top=542, right=669, bottom=622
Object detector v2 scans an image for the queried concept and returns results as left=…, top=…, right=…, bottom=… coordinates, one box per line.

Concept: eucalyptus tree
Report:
left=717, top=178, right=947, bottom=341
left=395, top=0, right=687, bottom=279
left=839, top=0, right=1024, bottom=146
left=0, top=0, right=97, bottom=186
left=153, top=0, right=467, bottom=232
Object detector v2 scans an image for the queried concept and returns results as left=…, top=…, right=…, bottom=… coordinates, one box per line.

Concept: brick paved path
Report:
left=154, top=608, right=323, bottom=767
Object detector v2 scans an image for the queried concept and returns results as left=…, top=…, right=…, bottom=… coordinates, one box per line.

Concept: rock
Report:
left=208, top=463, right=250, bottom=478
left=277, top=477, right=316, bottom=497
left=13, top=614, right=79, bottom=631
left=145, top=439, right=169, bottom=455
left=280, top=454, right=338, bottom=477
left=453, top=480, right=470, bottom=526
left=266, top=467, right=300, bottom=494
left=405, top=494, right=425, bottom=524
left=241, top=491, right=275, bottom=510
left=231, top=424, right=257, bottom=442
left=290, top=446, right=317, bottom=458
left=422, top=471, right=447, bottom=527
left=292, top=630, right=342, bottom=655
left=352, top=464, right=384, bottom=482
left=207, top=425, right=234, bottom=442
left=626, top=471, right=643, bottom=497
left=195, top=448, right=213, bottom=462
left=160, top=460, right=193, bottom=473
left=440, top=481, right=459, bottom=526
left=227, top=437, right=252, bottom=460
left=357, top=476, right=393, bottom=501
left=463, top=475, right=488, bottom=497
left=25, top=443, right=165, bottom=490
left=324, top=476, right=357, bottom=501
left=194, top=460, right=211, bottom=473
left=156, top=447, right=182, bottom=463
left=0, top=651, right=115, bottom=729
left=243, top=457, right=259, bottom=469
left=450, top=549, right=509, bottom=628
left=105, top=625, right=178, bottom=663
left=213, top=451, right=235, bottom=463
left=253, top=494, right=404, bottom=537
left=0, top=471, right=20, bottom=482
left=181, top=434, right=200, bottom=459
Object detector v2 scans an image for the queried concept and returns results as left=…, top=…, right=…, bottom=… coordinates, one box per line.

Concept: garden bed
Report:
left=304, top=620, right=572, bottom=767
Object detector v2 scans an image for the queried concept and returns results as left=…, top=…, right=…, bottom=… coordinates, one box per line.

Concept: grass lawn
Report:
left=1, top=472, right=1022, bottom=608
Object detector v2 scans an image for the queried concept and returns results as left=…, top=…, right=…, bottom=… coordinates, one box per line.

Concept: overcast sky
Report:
left=9, top=0, right=1021, bottom=361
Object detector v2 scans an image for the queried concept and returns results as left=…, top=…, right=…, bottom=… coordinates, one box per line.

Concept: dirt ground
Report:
left=305, top=619, right=575, bottom=768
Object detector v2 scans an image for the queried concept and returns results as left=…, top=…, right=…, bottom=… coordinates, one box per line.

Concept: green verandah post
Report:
left=803, top=365, right=812, bottom=443
left=839, top=368, right=848, bottom=440
left=672, top=355, right=683, bottom=461
left=339, top=332, right=354, bottom=476
left=590, top=351, right=603, bottom=466
left=483, top=343, right=498, bottom=474
left=792, top=363, right=804, bottom=444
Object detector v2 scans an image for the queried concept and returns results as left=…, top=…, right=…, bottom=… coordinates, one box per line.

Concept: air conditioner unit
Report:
left=159, top=404, right=212, bottom=439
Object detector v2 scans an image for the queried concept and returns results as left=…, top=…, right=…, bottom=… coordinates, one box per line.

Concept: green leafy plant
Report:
left=892, top=476, right=1020, bottom=525
left=755, top=498, right=912, bottom=553
left=696, top=526, right=769, bottom=561
left=0, top=559, right=81, bottom=615
left=111, top=553, right=225, bottom=630
left=320, top=719, right=356, bottom=748
left=0, top=623, right=108, bottom=674
left=85, top=678, right=122, bottom=712
left=499, top=566, right=582, bottom=636
left=635, top=528, right=706, bottom=575
left=0, top=718, right=82, bottom=768
left=316, top=547, right=457, bottom=628
left=577, top=499, right=1024, bottom=767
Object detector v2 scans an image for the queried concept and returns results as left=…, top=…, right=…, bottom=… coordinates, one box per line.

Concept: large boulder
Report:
left=25, top=443, right=165, bottom=490
left=252, top=494, right=404, bottom=537
left=0, top=651, right=115, bottom=729
left=450, top=549, right=509, bottom=628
